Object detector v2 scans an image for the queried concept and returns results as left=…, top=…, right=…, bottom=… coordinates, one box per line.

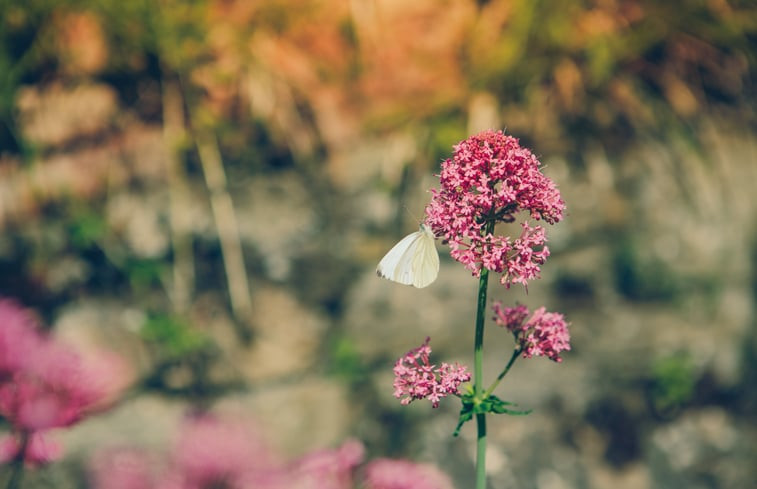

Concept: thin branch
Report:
left=193, top=129, right=254, bottom=334
left=162, top=75, right=195, bottom=314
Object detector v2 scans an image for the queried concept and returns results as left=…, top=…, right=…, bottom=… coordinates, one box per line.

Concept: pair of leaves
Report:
left=453, top=394, right=531, bottom=436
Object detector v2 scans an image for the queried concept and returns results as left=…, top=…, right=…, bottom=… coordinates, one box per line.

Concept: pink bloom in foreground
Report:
left=393, top=338, right=470, bottom=408
left=87, top=411, right=457, bottom=489
left=0, top=297, right=127, bottom=469
left=364, top=458, right=455, bottom=489
left=288, top=439, right=364, bottom=489
left=493, top=302, right=571, bottom=362
left=425, top=130, right=565, bottom=287
left=0, top=335, right=117, bottom=431
left=157, top=415, right=281, bottom=489
left=0, top=299, right=42, bottom=376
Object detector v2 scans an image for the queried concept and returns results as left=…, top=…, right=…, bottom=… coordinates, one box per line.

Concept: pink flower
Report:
left=363, top=458, right=454, bottom=489
left=0, top=339, right=117, bottom=430
left=89, top=448, right=156, bottom=489
left=157, top=415, right=282, bottom=489
left=425, top=130, right=565, bottom=288
left=86, top=412, right=455, bottom=489
left=0, top=296, right=128, bottom=471
left=0, top=432, right=62, bottom=467
left=493, top=303, right=571, bottom=362
left=288, top=439, right=364, bottom=489
left=0, top=299, right=43, bottom=377
left=0, top=298, right=127, bottom=431
left=393, top=338, right=470, bottom=408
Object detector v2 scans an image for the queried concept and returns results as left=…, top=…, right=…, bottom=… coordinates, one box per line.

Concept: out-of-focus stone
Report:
left=326, top=133, right=417, bottom=192
left=45, top=255, right=90, bottom=293
left=235, top=173, right=315, bottom=281
left=106, top=192, right=171, bottom=258
left=53, top=301, right=149, bottom=382
left=343, top=260, right=477, bottom=360
left=0, top=124, right=169, bottom=228
left=232, top=286, right=327, bottom=382
left=589, top=463, right=651, bottom=489
left=216, top=378, right=353, bottom=458
left=16, top=83, right=117, bottom=147
left=649, top=408, right=756, bottom=487
left=59, top=394, right=187, bottom=458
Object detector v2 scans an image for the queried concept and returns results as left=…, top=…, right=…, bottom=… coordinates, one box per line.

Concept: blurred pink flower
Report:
left=87, top=412, right=457, bottom=489
left=156, top=415, right=282, bottom=489
left=393, top=338, right=470, bottom=408
left=288, top=439, right=364, bottom=489
left=363, top=458, right=454, bottom=489
left=0, top=296, right=128, bottom=470
left=0, top=432, right=62, bottom=467
left=0, top=335, right=122, bottom=430
left=425, top=130, right=565, bottom=288
left=0, top=299, right=43, bottom=377
left=89, top=448, right=157, bottom=489
left=493, top=302, right=571, bottom=362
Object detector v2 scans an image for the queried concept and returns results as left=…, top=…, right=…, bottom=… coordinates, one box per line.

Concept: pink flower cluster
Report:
left=393, top=338, right=470, bottom=408
left=425, top=130, right=565, bottom=287
left=492, top=302, right=571, bottom=362
left=0, top=298, right=123, bottom=466
left=89, top=416, right=455, bottom=489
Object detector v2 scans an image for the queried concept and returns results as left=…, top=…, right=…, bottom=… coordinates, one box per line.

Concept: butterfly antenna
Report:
left=402, top=205, right=423, bottom=225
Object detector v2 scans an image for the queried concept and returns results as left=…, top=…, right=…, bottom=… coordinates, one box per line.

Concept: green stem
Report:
left=473, top=262, right=491, bottom=489
left=5, top=432, right=28, bottom=489
left=483, top=348, right=522, bottom=398
left=475, top=412, right=487, bottom=489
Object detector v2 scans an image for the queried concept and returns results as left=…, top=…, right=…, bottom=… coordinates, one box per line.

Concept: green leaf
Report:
left=452, top=394, right=531, bottom=436
left=453, top=399, right=475, bottom=437
left=488, top=395, right=532, bottom=416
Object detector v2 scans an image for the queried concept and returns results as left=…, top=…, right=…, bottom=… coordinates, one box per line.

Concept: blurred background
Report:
left=1, top=0, right=756, bottom=487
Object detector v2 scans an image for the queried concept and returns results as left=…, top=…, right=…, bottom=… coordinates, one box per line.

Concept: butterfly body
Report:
left=376, top=224, right=439, bottom=288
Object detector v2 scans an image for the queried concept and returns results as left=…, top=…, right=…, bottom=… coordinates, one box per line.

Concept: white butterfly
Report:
left=376, top=224, right=439, bottom=288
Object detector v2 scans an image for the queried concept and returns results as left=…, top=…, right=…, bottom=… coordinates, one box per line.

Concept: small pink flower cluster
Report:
left=393, top=338, right=470, bottom=408
left=492, top=302, right=571, bottom=362
left=90, top=416, right=455, bottom=489
left=425, top=130, right=565, bottom=287
left=0, top=298, right=122, bottom=466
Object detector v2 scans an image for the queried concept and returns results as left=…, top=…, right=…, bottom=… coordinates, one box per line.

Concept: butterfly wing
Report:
left=410, top=226, right=440, bottom=288
left=377, top=230, right=424, bottom=286
left=377, top=225, right=439, bottom=288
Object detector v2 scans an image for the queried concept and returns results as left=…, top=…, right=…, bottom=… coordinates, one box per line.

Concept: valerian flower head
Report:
left=425, top=130, right=565, bottom=288
left=393, top=338, right=470, bottom=408
left=493, top=302, right=571, bottom=363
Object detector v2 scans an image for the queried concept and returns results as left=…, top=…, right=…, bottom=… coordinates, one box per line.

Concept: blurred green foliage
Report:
left=648, top=351, right=697, bottom=417
left=140, top=313, right=225, bottom=400
left=67, top=204, right=107, bottom=249
left=141, top=313, right=209, bottom=360
left=612, top=238, right=681, bottom=302
left=327, top=335, right=368, bottom=384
